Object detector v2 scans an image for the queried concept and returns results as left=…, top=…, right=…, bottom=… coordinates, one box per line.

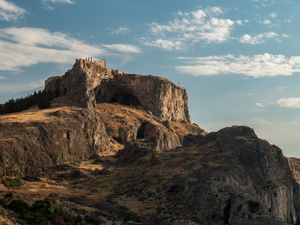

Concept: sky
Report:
left=0, top=0, right=300, bottom=157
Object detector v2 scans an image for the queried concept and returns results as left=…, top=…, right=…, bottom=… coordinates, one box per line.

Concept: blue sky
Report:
left=0, top=0, right=300, bottom=157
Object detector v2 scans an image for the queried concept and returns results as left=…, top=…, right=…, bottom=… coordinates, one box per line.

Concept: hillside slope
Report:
left=0, top=58, right=299, bottom=225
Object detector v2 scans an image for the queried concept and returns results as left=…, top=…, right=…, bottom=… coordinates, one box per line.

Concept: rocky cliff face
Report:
left=45, top=59, right=112, bottom=109
left=45, top=59, right=190, bottom=123
left=95, top=74, right=190, bottom=122
left=0, top=107, right=113, bottom=176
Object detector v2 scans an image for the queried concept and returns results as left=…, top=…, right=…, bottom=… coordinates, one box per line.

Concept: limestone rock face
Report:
left=95, top=74, right=190, bottom=122
left=0, top=107, right=112, bottom=176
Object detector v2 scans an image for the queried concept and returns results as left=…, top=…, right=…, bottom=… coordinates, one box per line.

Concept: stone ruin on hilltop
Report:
left=45, top=58, right=191, bottom=122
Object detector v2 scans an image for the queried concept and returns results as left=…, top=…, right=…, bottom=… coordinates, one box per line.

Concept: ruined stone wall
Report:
left=95, top=59, right=107, bottom=68
left=95, top=74, right=191, bottom=122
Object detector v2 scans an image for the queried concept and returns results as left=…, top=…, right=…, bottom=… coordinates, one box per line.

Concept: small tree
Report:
left=37, top=94, right=52, bottom=109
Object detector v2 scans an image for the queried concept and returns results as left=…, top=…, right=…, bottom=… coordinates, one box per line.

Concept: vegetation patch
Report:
left=0, top=91, right=55, bottom=115
left=2, top=178, right=23, bottom=188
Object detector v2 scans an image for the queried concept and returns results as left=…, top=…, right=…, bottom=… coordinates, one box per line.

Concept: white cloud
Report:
left=143, top=39, right=183, bottom=51
left=270, top=12, right=277, bottom=18
left=256, top=102, right=264, bottom=108
left=111, top=27, right=130, bottom=35
left=102, top=44, right=141, bottom=54
left=259, top=12, right=279, bottom=26
left=261, top=19, right=272, bottom=25
left=0, top=0, right=25, bottom=21
left=239, top=32, right=287, bottom=45
left=44, top=0, right=75, bottom=3
left=277, top=98, right=300, bottom=109
left=176, top=53, right=300, bottom=78
left=144, top=7, right=241, bottom=50
left=0, top=27, right=141, bottom=71
left=42, top=0, right=75, bottom=9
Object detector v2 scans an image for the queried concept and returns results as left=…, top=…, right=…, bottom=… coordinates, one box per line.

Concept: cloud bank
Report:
left=42, top=0, right=75, bottom=9
left=176, top=53, right=300, bottom=77
left=239, top=32, right=288, bottom=45
left=0, top=27, right=141, bottom=71
left=0, top=0, right=25, bottom=21
left=144, top=7, right=242, bottom=50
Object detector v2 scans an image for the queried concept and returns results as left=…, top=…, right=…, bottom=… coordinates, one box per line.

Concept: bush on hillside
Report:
left=0, top=91, right=54, bottom=115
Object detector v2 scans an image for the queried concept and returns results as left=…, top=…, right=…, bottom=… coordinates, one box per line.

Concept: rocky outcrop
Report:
left=45, top=59, right=190, bottom=123
left=113, top=126, right=300, bottom=225
left=95, top=74, right=190, bottom=122
left=0, top=55, right=199, bottom=175
left=97, top=103, right=203, bottom=152
left=2, top=125, right=298, bottom=225
left=0, top=107, right=112, bottom=176
left=45, top=59, right=112, bottom=109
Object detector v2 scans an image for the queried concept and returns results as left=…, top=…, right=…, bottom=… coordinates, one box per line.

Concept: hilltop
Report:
left=0, top=59, right=299, bottom=225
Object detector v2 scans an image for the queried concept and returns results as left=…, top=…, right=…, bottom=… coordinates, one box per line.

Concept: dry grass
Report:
left=0, top=159, right=110, bottom=199
left=116, top=196, right=152, bottom=215
left=97, top=103, right=161, bottom=127
left=0, top=106, right=77, bottom=144
left=0, top=106, right=73, bottom=123
left=79, top=160, right=104, bottom=171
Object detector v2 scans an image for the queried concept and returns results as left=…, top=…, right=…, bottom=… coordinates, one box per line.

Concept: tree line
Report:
left=0, top=91, right=55, bottom=115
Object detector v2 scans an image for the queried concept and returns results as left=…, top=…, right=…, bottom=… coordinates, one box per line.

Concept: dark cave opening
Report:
left=224, top=199, right=231, bottom=225
left=110, top=92, right=140, bottom=106
left=137, top=122, right=147, bottom=139
left=248, top=201, right=260, bottom=214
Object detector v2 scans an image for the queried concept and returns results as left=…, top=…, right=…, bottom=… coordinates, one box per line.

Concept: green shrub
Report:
left=2, top=178, right=23, bottom=188
left=7, top=199, right=29, bottom=214
left=0, top=91, right=54, bottom=114
left=37, top=95, right=52, bottom=109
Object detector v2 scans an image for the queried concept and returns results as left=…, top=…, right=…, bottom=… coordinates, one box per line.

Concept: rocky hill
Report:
left=0, top=59, right=299, bottom=225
